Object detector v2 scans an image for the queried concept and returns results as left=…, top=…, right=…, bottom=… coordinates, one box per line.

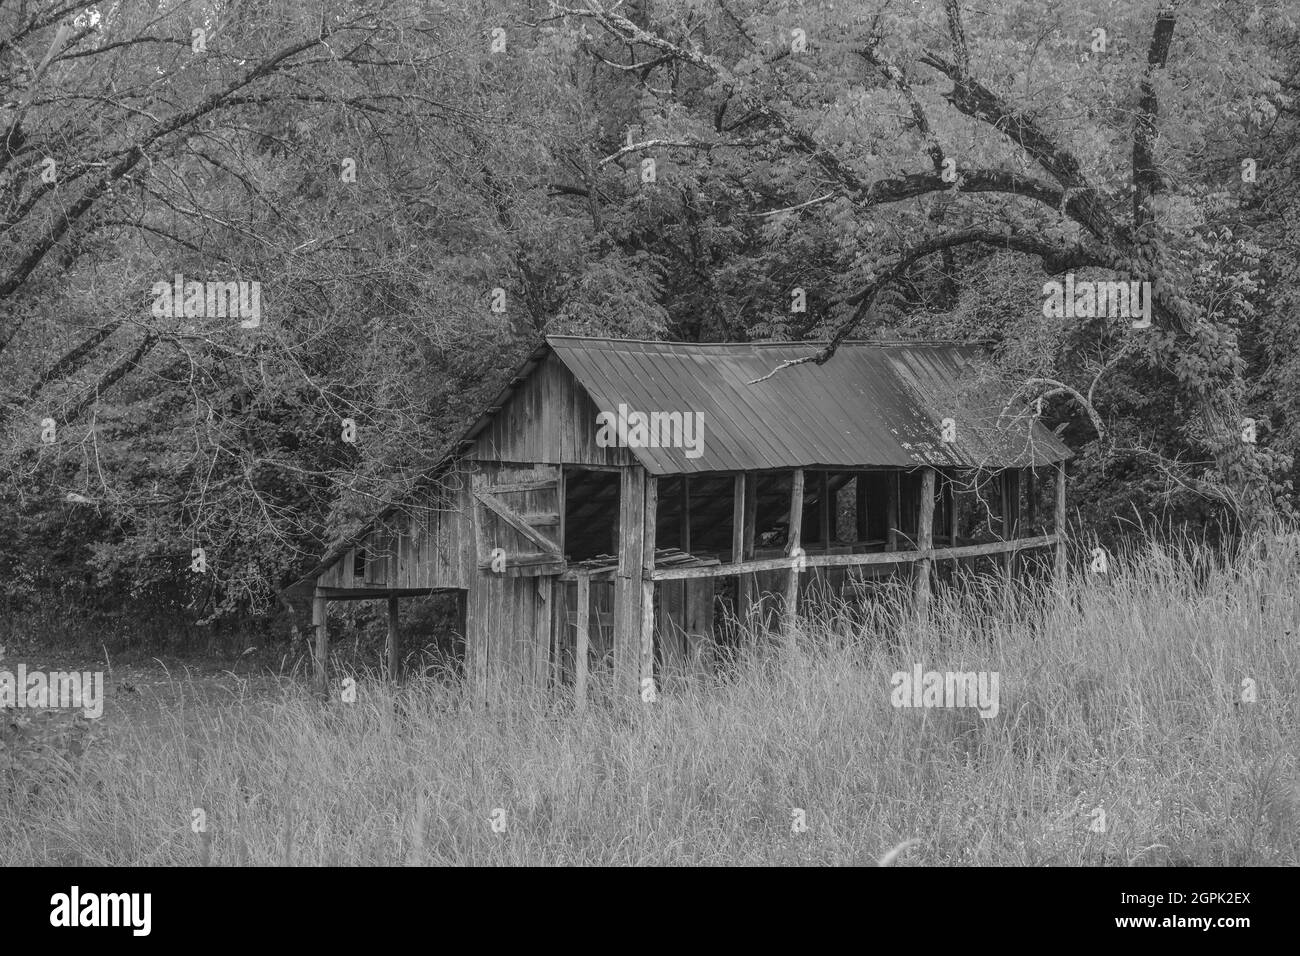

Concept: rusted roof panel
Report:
left=547, top=337, right=1072, bottom=475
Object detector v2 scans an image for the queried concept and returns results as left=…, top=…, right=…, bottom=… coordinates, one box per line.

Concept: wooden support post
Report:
left=947, top=472, right=958, bottom=546
left=1000, top=471, right=1011, bottom=580
left=855, top=473, right=868, bottom=542
left=1026, top=467, right=1038, bottom=531
left=574, top=573, right=590, bottom=711
left=914, top=468, right=936, bottom=615
left=732, top=473, right=747, bottom=619
left=782, top=469, right=805, bottom=645
left=535, top=577, right=553, bottom=689
left=733, top=473, right=756, bottom=622
left=999, top=471, right=1017, bottom=581
left=312, top=591, right=328, bottom=697
left=386, top=594, right=400, bottom=682
left=680, top=476, right=691, bottom=553
left=1055, top=461, right=1067, bottom=583
left=614, top=466, right=646, bottom=700
left=743, top=473, right=757, bottom=603
left=886, top=471, right=900, bottom=551
left=818, top=471, right=831, bottom=546
left=640, top=475, right=658, bottom=701
left=731, top=473, right=746, bottom=563
left=650, top=534, right=1059, bottom=581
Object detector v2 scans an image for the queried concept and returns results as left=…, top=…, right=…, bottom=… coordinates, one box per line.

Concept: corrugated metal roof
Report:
left=547, top=337, right=1072, bottom=475
left=286, top=336, right=1073, bottom=589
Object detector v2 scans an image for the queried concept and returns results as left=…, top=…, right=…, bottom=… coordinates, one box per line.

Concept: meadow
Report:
left=1, top=533, right=1296, bottom=866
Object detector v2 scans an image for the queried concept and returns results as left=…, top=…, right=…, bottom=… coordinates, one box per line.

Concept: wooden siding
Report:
left=468, top=572, right=556, bottom=699
left=317, top=473, right=473, bottom=592
left=467, top=352, right=636, bottom=466
left=465, top=463, right=566, bottom=699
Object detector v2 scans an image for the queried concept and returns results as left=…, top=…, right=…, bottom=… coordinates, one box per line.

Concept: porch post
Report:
left=387, top=594, right=400, bottom=681
left=312, top=590, right=328, bottom=697
left=914, top=468, right=936, bottom=615
left=640, top=474, right=658, bottom=701
left=575, top=573, right=590, bottom=711
left=1055, top=460, right=1068, bottom=583
left=614, top=465, right=647, bottom=700
left=782, top=468, right=805, bottom=646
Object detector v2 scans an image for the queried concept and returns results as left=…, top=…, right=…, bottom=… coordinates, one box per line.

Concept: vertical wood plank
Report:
left=742, top=473, right=757, bottom=617
left=535, top=577, right=552, bottom=690
left=818, top=471, right=831, bottom=546
left=640, top=474, right=658, bottom=701
left=558, top=467, right=567, bottom=558
left=575, top=573, right=590, bottom=710
left=684, top=579, right=715, bottom=677
left=471, top=472, right=488, bottom=567
left=1000, top=470, right=1020, bottom=580
left=1055, top=460, right=1067, bottom=583
left=614, top=466, right=646, bottom=700
left=947, top=472, right=958, bottom=546
left=680, top=476, right=691, bottom=554
left=887, top=471, right=900, bottom=551
left=731, top=473, right=745, bottom=563
left=1026, top=467, right=1038, bottom=532
left=732, top=473, right=751, bottom=621
left=312, top=591, right=328, bottom=697
left=914, top=468, right=936, bottom=616
left=387, top=594, right=400, bottom=682
left=782, top=468, right=805, bottom=645
left=467, top=474, right=487, bottom=705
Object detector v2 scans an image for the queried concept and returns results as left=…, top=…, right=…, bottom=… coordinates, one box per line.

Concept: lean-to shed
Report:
left=288, top=336, right=1072, bottom=702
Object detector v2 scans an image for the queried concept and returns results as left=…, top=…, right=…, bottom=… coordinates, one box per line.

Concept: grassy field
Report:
left=2, top=533, right=1297, bottom=866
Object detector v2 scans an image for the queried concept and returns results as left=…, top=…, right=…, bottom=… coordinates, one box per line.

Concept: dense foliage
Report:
left=1, top=0, right=1296, bottom=627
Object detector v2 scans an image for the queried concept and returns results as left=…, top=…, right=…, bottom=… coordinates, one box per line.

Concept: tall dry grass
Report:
left=2, top=532, right=1297, bottom=865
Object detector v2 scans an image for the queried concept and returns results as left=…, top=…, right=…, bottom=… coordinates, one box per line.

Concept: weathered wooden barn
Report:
left=288, top=336, right=1072, bottom=703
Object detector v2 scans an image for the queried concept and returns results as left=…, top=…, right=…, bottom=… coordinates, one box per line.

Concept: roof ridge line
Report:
left=545, top=335, right=990, bottom=347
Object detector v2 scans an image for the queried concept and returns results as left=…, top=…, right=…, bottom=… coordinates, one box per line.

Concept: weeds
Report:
left=1, top=533, right=1296, bottom=865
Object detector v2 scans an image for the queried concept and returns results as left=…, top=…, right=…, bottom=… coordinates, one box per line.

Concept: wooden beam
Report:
left=1055, top=461, right=1067, bottom=582
left=519, top=512, right=560, bottom=527
left=475, top=552, right=565, bottom=572
left=312, top=591, right=328, bottom=698
left=640, top=476, right=658, bottom=701
left=650, top=534, right=1060, bottom=580
left=574, top=573, right=590, bottom=711
left=914, top=468, right=936, bottom=615
left=782, top=469, right=805, bottom=645
left=312, top=587, right=437, bottom=600
left=478, top=478, right=559, bottom=494
left=473, top=489, right=561, bottom=554
left=387, top=595, right=400, bottom=681
left=558, top=566, right=619, bottom=582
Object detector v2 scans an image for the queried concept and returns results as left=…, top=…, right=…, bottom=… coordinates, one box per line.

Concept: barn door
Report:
left=471, top=467, right=564, bottom=576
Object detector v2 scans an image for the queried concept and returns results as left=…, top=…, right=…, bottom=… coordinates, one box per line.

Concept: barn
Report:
left=287, top=336, right=1072, bottom=703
